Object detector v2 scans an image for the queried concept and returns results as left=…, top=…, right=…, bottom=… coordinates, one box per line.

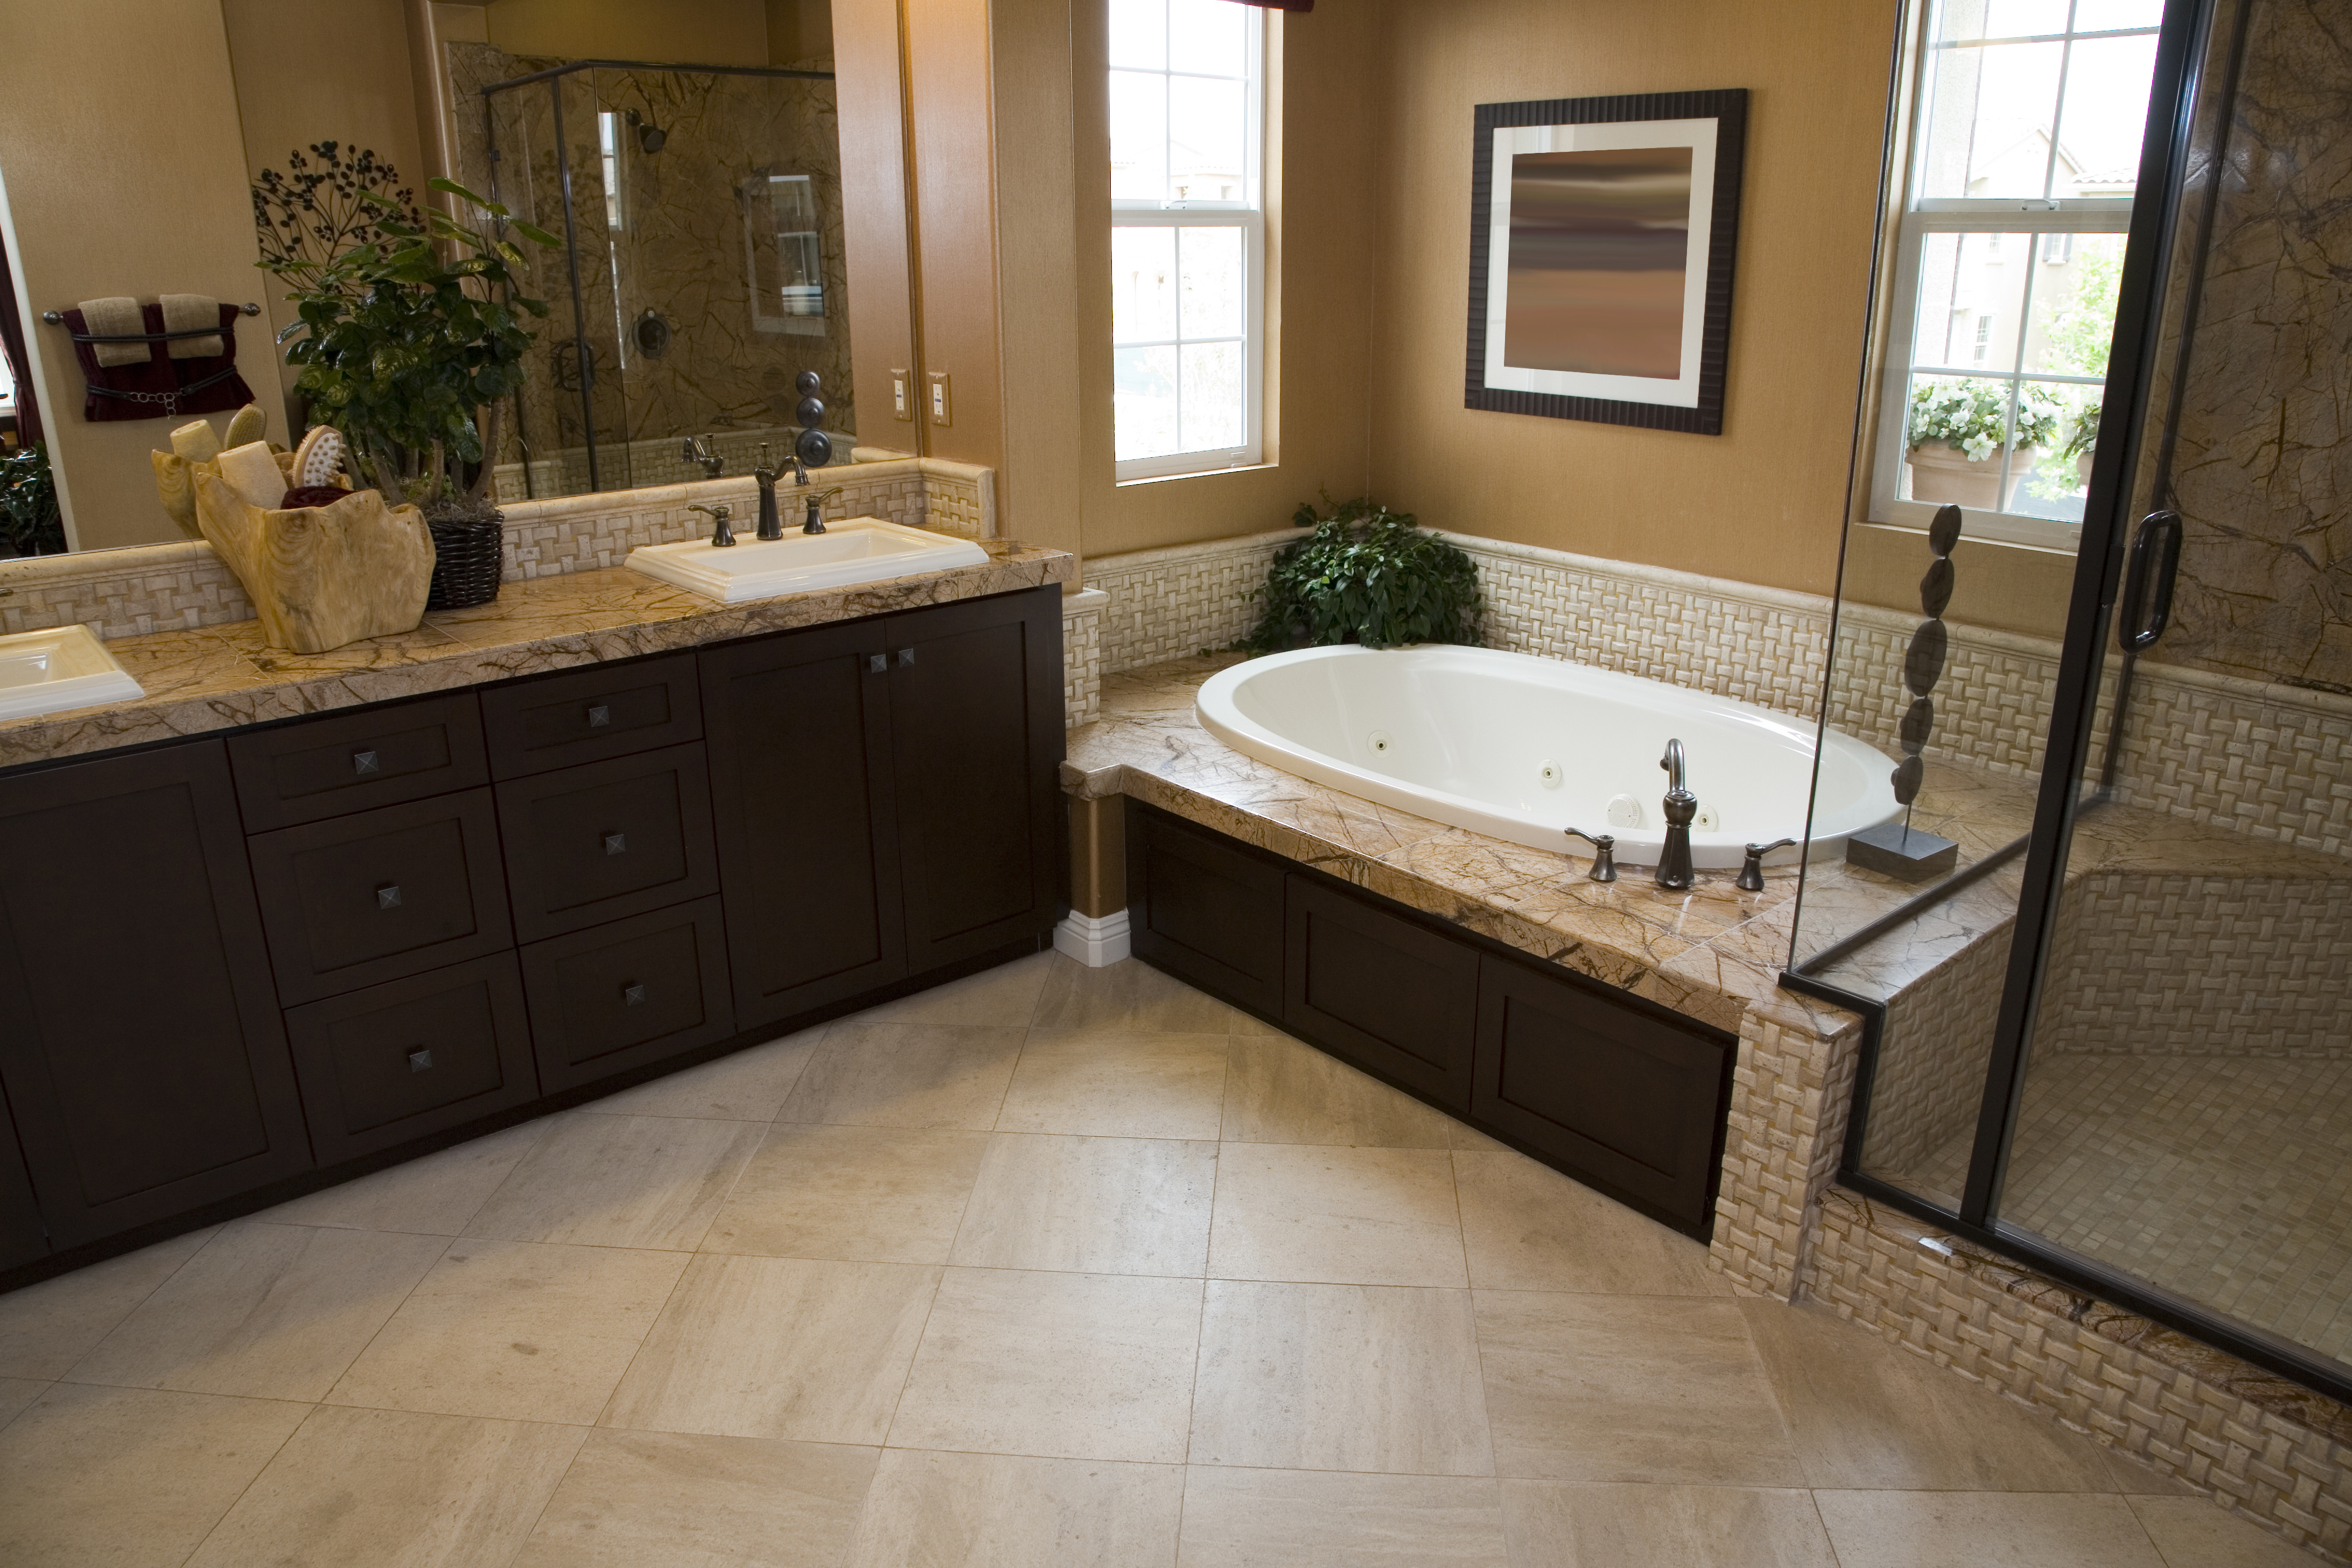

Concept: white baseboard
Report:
left=1053, top=908, right=1132, bottom=968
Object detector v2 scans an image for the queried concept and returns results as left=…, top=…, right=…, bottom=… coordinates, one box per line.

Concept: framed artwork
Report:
left=1465, top=89, right=1748, bottom=435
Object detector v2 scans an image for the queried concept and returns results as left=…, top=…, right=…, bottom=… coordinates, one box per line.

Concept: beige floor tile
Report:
left=777, top=1023, right=1026, bottom=1129
left=512, top=1429, right=880, bottom=1568
left=1498, top=1481, right=1839, bottom=1567
left=0, top=1382, right=309, bottom=1568
left=1190, top=1279, right=1493, bottom=1475
left=1031, top=953, right=1240, bottom=1034
left=1738, top=1299, right=2122, bottom=1492
left=2129, top=1496, right=2318, bottom=1567
left=890, top=1266, right=1202, bottom=1463
left=703, top=1123, right=990, bottom=1263
left=466, top=1112, right=765, bottom=1251
left=950, top=1133, right=1215, bottom=1276
left=996, top=1030, right=1231, bottom=1140
left=602, top=1255, right=940, bottom=1445
left=1811, top=1490, right=2166, bottom=1567
left=0, top=1375, right=48, bottom=1427
left=66, top=1221, right=447, bottom=1401
left=0, top=1224, right=217, bottom=1379
left=1474, top=1292, right=1800, bottom=1485
left=851, top=950, right=1057, bottom=1027
left=847, top=1449, right=1183, bottom=1567
left=1221, top=1030, right=1458, bottom=1149
left=1454, top=1150, right=1730, bottom=1296
left=327, top=1238, right=688, bottom=1424
left=584, top=1028, right=825, bottom=1121
left=2106, top=1447, right=2205, bottom=1497
left=254, top=1119, right=552, bottom=1235
left=1208, top=1144, right=1467, bottom=1287
left=185, top=1404, right=584, bottom=1568
left=1179, top=1467, right=1509, bottom=1565
left=1450, top=1121, right=1513, bottom=1151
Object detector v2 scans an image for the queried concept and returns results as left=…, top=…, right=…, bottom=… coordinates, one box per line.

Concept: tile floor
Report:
left=0, top=951, right=2319, bottom=1566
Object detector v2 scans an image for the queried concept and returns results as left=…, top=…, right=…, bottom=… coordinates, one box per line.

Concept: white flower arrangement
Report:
left=1906, top=380, right=2062, bottom=462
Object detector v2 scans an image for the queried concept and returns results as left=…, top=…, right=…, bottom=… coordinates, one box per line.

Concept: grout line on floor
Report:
left=169, top=1395, right=324, bottom=1568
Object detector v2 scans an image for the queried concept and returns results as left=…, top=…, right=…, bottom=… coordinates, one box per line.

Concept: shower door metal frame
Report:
left=481, top=58, right=836, bottom=499
left=1781, top=0, right=2352, bottom=1406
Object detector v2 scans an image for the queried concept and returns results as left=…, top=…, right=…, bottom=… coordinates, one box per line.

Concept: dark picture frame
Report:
left=1465, top=89, right=1748, bottom=435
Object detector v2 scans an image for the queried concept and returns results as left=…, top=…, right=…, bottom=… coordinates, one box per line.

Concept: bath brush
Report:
left=291, top=425, right=346, bottom=491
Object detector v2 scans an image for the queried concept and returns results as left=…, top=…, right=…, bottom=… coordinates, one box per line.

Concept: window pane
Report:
left=1977, top=0, right=2073, bottom=38
left=1179, top=341, right=1245, bottom=452
left=1114, top=345, right=1180, bottom=460
left=1109, top=70, right=1168, bottom=200
left=1167, top=0, right=1247, bottom=77
left=2073, top=0, right=2164, bottom=29
left=2009, top=380, right=2097, bottom=520
left=1178, top=226, right=1244, bottom=339
left=2054, top=34, right=2157, bottom=193
left=1919, top=41, right=2064, bottom=199
left=1903, top=374, right=2028, bottom=508
left=1167, top=75, right=1245, bottom=202
left=1112, top=226, right=1178, bottom=344
left=1913, top=231, right=2034, bottom=370
left=1107, top=0, right=1166, bottom=71
left=2021, top=229, right=2125, bottom=376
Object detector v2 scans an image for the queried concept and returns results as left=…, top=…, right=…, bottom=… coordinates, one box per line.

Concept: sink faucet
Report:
left=753, top=441, right=824, bottom=537
left=1656, top=739, right=1697, bottom=891
left=682, top=435, right=726, bottom=479
left=687, top=502, right=734, bottom=548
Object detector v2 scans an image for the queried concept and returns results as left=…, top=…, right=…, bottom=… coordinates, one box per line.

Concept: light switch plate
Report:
left=927, top=371, right=952, bottom=427
left=890, top=369, right=912, bottom=421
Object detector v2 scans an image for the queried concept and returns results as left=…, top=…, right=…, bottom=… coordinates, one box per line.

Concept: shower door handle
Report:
left=2118, top=510, right=2182, bottom=652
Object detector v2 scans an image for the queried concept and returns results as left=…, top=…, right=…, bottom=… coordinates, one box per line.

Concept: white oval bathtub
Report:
left=1194, top=646, right=1901, bottom=870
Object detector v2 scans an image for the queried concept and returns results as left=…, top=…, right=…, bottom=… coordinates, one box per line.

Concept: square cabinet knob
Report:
left=376, top=883, right=403, bottom=910
left=604, top=831, right=628, bottom=856
left=352, top=750, right=381, bottom=776
left=408, top=1048, right=433, bottom=1073
left=622, top=982, right=647, bottom=1006
left=586, top=704, right=611, bottom=728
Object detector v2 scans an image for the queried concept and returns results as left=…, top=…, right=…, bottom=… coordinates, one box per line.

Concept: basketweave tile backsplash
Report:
left=1084, top=527, right=2352, bottom=861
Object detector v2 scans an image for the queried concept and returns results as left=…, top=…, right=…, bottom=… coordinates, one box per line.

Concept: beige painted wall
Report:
left=482, top=0, right=770, bottom=64
left=0, top=1, right=262, bottom=551
left=1363, top=0, right=1900, bottom=600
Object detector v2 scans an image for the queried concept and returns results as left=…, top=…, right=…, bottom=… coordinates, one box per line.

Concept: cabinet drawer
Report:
left=481, top=654, right=702, bottom=779
left=228, top=694, right=488, bottom=830
left=1126, top=804, right=1285, bottom=1018
left=1285, top=876, right=1479, bottom=1109
left=284, top=954, right=537, bottom=1163
left=496, top=743, right=719, bottom=942
left=520, top=897, right=734, bottom=1092
left=249, top=789, right=514, bottom=1004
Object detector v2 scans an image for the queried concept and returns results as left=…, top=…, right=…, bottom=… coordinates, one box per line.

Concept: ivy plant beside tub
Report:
left=1905, top=380, right=2061, bottom=510
left=1240, top=496, right=1485, bottom=653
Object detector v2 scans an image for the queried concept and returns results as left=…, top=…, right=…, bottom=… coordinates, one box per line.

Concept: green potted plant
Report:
left=0, top=442, right=66, bottom=558
left=1905, top=379, right=2061, bottom=510
left=258, top=172, right=557, bottom=608
left=1241, top=495, right=1483, bottom=653
left=2060, top=397, right=2101, bottom=488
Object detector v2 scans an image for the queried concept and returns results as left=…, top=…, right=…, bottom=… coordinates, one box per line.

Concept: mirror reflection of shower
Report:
left=466, top=51, right=854, bottom=499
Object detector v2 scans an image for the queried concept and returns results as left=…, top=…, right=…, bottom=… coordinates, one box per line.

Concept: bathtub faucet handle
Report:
left=1564, top=828, right=1618, bottom=884
left=1737, top=838, right=1798, bottom=893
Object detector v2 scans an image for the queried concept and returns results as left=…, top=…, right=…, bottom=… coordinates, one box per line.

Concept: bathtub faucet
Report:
left=1656, top=739, right=1697, bottom=891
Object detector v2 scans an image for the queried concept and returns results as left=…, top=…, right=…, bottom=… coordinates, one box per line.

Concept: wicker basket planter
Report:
left=424, top=512, right=504, bottom=611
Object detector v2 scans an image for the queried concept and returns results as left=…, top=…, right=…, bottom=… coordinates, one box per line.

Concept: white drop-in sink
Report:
left=0, top=624, right=145, bottom=720
left=625, top=517, right=991, bottom=604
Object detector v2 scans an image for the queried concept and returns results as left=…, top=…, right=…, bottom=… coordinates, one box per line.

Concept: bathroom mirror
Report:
left=0, top=0, right=901, bottom=556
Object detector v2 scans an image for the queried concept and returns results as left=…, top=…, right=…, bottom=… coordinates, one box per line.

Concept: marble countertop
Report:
left=1065, top=654, right=2337, bottom=1033
left=0, top=542, right=1074, bottom=771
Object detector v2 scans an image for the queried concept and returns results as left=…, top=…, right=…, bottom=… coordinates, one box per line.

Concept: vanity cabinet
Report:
left=521, top=897, right=735, bottom=1092
left=495, top=744, right=719, bottom=942
left=1286, top=878, right=1480, bottom=1108
left=0, top=743, right=313, bottom=1249
left=0, top=1097, right=47, bottom=1270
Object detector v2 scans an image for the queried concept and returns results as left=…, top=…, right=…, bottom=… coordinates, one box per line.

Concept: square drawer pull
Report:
left=603, top=831, right=628, bottom=856
left=622, top=981, right=647, bottom=1006
left=895, top=647, right=916, bottom=667
left=352, top=750, right=381, bottom=776
left=586, top=704, right=611, bottom=728
left=408, top=1047, right=433, bottom=1073
left=865, top=653, right=887, bottom=674
left=376, top=883, right=403, bottom=910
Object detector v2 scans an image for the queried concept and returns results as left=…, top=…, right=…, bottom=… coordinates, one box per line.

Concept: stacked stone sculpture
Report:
left=1845, top=503, right=1963, bottom=881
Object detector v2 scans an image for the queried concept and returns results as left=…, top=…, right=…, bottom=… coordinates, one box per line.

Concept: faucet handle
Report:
left=1564, top=828, right=1619, bottom=884
left=687, top=502, right=735, bottom=548
left=1737, top=838, right=1798, bottom=892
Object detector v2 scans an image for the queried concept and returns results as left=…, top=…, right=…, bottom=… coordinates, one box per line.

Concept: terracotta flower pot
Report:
left=1906, top=440, right=2039, bottom=510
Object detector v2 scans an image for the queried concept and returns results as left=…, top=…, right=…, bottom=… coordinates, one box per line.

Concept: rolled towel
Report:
left=217, top=439, right=288, bottom=511
left=159, top=293, right=223, bottom=359
left=78, top=296, right=149, bottom=368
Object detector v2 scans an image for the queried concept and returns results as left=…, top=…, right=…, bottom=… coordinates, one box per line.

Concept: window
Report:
left=1870, top=0, right=2161, bottom=550
left=1108, top=0, right=1265, bottom=480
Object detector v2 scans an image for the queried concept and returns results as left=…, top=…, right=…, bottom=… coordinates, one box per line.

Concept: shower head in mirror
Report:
left=625, top=109, right=666, bottom=154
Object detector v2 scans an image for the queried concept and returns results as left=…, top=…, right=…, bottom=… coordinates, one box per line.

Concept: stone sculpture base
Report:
left=1845, top=821, right=1959, bottom=881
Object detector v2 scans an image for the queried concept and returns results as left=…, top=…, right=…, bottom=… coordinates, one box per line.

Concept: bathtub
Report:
left=1193, top=645, right=1902, bottom=870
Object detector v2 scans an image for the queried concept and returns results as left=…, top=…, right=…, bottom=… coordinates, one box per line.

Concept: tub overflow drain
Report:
left=1367, top=730, right=1394, bottom=755
left=1538, top=759, right=1563, bottom=789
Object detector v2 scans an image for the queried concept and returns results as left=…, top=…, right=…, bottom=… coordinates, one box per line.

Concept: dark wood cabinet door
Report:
left=480, top=653, right=702, bottom=780
left=519, top=897, right=734, bottom=1091
left=495, top=743, right=718, bottom=942
left=227, top=692, right=488, bottom=831
left=248, top=789, right=515, bottom=1005
left=884, top=587, right=1063, bottom=970
left=1127, top=803, right=1286, bottom=1017
left=0, top=1093, right=47, bottom=1269
left=1471, top=955, right=1734, bottom=1236
left=702, top=619, right=906, bottom=1029
left=0, top=742, right=312, bottom=1248
left=284, top=954, right=538, bottom=1164
left=1285, top=877, right=1479, bottom=1109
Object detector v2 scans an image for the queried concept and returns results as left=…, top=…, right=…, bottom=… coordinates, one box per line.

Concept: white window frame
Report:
left=1110, top=5, right=1266, bottom=482
left=1868, top=5, right=2155, bottom=552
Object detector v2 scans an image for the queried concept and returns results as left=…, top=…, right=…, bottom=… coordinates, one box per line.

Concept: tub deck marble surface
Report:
left=1066, top=656, right=2337, bottom=1031
left=0, top=542, right=1073, bottom=771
